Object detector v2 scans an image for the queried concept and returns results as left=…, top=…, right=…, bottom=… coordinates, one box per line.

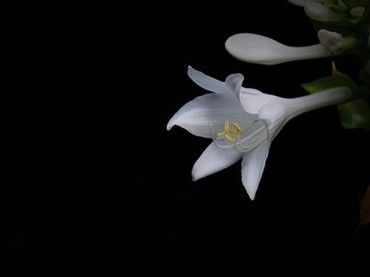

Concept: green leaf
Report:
left=301, top=74, right=359, bottom=94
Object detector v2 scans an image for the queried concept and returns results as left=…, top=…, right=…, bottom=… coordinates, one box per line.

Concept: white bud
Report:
left=350, top=6, right=366, bottom=18
left=304, top=1, right=346, bottom=22
left=337, top=0, right=348, bottom=9
left=318, top=29, right=343, bottom=52
left=318, top=29, right=357, bottom=53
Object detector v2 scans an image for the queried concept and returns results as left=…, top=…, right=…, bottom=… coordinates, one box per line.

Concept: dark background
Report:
left=1, top=1, right=370, bottom=275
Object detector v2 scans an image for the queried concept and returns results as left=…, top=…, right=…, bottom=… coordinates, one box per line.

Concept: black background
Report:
left=1, top=1, right=370, bottom=275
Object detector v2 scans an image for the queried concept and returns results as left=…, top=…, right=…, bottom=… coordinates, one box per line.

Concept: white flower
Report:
left=225, top=32, right=357, bottom=65
left=167, top=66, right=352, bottom=200
left=225, top=33, right=330, bottom=65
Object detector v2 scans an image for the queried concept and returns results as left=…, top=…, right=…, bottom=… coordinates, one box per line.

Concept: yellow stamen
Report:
left=224, top=134, right=234, bottom=142
left=231, top=121, right=241, bottom=134
left=216, top=120, right=242, bottom=142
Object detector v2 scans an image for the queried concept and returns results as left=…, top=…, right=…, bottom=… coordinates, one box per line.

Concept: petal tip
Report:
left=191, top=167, right=202, bottom=182
left=248, top=191, right=256, bottom=201
left=166, top=117, right=176, bottom=130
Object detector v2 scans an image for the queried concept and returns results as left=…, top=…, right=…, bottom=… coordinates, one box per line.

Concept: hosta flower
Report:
left=167, top=66, right=352, bottom=200
left=225, top=32, right=357, bottom=65
left=225, top=33, right=330, bottom=65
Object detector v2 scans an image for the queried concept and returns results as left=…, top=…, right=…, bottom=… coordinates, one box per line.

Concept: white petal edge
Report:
left=225, top=33, right=330, bottom=65
left=241, top=140, right=270, bottom=200
left=192, top=142, right=242, bottom=181
left=187, top=66, right=228, bottom=94
left=225, top=73, right=244, bottom=98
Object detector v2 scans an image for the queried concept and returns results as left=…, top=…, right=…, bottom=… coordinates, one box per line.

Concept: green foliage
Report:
left=301, top=74, right=359, bottom=93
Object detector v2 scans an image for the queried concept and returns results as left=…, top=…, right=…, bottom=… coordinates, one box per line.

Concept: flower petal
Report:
left=241, top=139, right=270, bottom=200
left=192, top=142, right=242, bottom=181
left=239, top=87, right=283, bottom=115
left=167, top=93, right=249, bottom=138
left=225, top=73, right=244, bottom=98
left=225, top=33, right=330, bottom=65
left=187, top=66, right=229, bottom=94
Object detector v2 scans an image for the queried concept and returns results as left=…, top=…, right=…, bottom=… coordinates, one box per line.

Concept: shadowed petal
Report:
left=304, top=1, right=346, bottom=22
left=192, top=143, right=242, bottom=181
left=225, top=73, right=244, bottom=98
left=241, top=140, right=270, bottom=200
left=239, top=87, right=283, bottom=115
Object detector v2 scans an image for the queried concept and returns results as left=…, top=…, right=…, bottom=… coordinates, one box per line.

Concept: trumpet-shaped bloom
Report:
left=225, top=32, right=357, bottom=65
left=167, top=66, right=352, bottom=200
left=225, top=33, right=330, bottom=65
